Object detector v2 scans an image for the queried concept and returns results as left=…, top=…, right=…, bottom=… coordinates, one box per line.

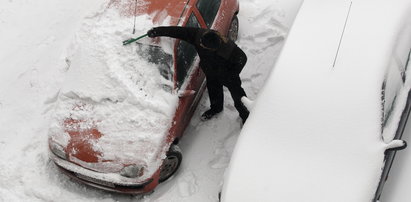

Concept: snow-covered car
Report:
left=221, top=0, right=411, bottom=201
left=48, top=0, right=239, bottom=194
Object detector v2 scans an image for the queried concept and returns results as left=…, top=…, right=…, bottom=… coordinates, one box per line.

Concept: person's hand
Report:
left=147, top=28, right=158, bottom=38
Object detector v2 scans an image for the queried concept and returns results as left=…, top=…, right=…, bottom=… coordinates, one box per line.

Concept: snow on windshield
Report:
left=48, top=1, right=178, bottom=176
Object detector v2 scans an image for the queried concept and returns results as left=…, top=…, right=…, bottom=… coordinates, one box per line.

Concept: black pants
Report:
left=206, top=73, right=249, bottom=121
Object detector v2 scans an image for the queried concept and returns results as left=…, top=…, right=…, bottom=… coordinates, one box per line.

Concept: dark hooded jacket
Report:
left=149, top=26, right=247, bottom=78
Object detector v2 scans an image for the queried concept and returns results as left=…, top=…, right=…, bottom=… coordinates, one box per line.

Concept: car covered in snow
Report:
left=48, top=0, right=239, bottom=194
left=221, top=0, right=411, bottom=201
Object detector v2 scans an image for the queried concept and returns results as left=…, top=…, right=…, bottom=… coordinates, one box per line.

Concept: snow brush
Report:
left=122, top=33, right=148, bottom=46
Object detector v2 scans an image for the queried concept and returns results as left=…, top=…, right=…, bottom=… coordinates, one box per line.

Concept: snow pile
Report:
left=0, top=0, right=291, bottom=200
left=1, top=0, right=410, bottom=200
left=12, top=0, right=407, bottom=201
left=223, top=0, right=411, bottom=202
left=48, top=1, right=178, bottom=177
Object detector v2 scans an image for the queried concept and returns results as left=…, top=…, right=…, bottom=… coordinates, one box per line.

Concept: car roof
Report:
left=222, top=0, right=411, bottom=201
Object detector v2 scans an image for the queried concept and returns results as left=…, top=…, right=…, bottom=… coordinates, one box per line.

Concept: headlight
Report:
left=50, top=142, right=67, bottom=160
left=120, top=164, right=144, bottom=178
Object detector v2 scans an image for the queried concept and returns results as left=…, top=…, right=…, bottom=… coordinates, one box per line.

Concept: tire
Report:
left=228, top=15, right=239, bottom=41
left=159, top=144, right=182, bottom=183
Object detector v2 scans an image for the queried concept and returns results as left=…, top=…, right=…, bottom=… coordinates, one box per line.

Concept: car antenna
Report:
left=123, top=0, right=148, bottom=46
left=132, top=0, right=138, bottom=34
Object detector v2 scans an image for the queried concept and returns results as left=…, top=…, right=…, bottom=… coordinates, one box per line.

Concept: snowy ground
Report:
left=0, top=0, right=409, bottom=201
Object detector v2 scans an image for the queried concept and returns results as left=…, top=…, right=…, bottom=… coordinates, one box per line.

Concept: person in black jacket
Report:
left=147, top=26, right=249, bottom=123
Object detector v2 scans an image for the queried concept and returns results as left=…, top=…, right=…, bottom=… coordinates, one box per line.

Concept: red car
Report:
left=48, top=0, right=239, bottom=194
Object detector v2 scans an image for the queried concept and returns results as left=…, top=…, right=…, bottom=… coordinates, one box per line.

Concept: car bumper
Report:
left=50, top=152, right=159, bottom=194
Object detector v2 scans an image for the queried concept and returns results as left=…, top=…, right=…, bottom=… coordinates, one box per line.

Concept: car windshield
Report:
left=135, top=43, right=173, bottom=81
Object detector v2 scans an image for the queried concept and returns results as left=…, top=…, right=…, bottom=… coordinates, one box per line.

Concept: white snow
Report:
left=222, top=0, right=411, bottom=202
left=1, top=0, right=410, bottom=201
left=48, top=0, right=179, bottom=179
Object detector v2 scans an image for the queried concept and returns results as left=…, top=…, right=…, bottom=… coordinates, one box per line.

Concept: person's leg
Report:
left=224, top=75, right=249, bottom=123
left=202, top=75, right=224, bottom=120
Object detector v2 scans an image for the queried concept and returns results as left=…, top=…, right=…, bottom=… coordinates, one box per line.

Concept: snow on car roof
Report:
left=48, top=1, right=179, bottom=178
left=223, top=0, right=411, bottom=201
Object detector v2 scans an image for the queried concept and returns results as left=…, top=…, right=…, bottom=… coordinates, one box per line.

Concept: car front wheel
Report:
left=159, top=144, right=182, bottom=183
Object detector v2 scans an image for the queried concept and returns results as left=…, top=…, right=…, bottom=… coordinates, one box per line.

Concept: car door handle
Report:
left=178, top=90, right=196, bottom=98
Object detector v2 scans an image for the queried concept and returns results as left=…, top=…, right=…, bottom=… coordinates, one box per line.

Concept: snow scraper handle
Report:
left=122, top=33, right=148, bottom=46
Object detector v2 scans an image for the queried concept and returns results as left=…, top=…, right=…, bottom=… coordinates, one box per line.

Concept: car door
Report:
left=170, top=0, right=234, bottom=140
left=375, top=44, right=411, bottom=200
left=170, top=11, right=207, bottom=140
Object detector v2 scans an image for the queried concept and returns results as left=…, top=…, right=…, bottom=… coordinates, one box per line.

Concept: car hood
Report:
left=48, top=94, right=176, bottom=175
left=48, top=1, right=178, bottom=179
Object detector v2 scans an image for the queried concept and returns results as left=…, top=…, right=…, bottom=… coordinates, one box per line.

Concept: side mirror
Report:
left=385, top=140, right=407, bottom=154
left=178, top=90, right=196, bottom=98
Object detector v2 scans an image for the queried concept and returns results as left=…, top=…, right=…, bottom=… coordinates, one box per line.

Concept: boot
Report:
left=240, top=109, right=249, bottom=124
left=201, top=108, right=222, bottom=121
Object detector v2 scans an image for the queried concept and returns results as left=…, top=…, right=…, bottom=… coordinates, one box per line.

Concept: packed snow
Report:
left=0, top=0, right=410, bottom=202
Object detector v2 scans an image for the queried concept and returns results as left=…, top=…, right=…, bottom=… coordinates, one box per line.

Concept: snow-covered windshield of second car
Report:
left=136, top=43, right=174, bottom=91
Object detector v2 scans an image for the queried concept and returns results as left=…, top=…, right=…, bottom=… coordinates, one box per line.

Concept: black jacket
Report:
left=150, top=26, right=247, bottom=78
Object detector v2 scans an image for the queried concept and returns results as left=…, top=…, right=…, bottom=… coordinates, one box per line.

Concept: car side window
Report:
left=381, top=83, right=397, bottom=128
left=176, top=13, right=200, bottom=88
left=402, top=49, right=411, bottom=82
left=381, top=60, right=404, bottom=129
left=196, top=0, right=221, bottom=28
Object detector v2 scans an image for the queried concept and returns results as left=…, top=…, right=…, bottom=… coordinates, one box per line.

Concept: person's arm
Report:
left=147, top=26, right=200, bottom=44
left=229, top=47, right=248, bottom=74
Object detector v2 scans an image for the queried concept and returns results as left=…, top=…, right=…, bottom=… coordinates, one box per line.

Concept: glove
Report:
left=147, top=28, right=159, bottom=38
